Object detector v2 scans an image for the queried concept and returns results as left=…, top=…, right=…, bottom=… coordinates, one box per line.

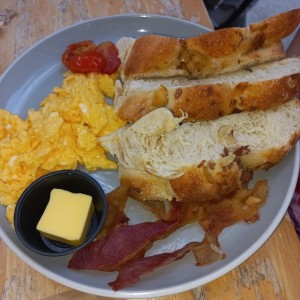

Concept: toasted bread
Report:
left=101, top=99, right=300, bottom=202
left=115, top=57, right=300, bottom=122
left=118, top=9, right=300, bottom=80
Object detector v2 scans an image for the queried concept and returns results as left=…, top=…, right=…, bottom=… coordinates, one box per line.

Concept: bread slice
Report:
left=100, top=98, right=300, bottom=202
left=119, top=9, right=300, bottom=80
left=115, top=57, right=300, bottom=122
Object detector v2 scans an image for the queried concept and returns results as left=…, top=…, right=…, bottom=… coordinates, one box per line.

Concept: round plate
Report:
left=0, top=14, right=299, bottom=298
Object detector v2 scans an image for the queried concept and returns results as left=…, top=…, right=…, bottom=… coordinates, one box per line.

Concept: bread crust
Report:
left=116, top=73, right=300, bottom=122
left=106, top=99, right=300, bottom=203
left=120, top=161, right=245, bottom=203
left=171, top=73, right=300, bottom=121
left=123, top=9, right=300, bottom=79
left=170, top=163, right=244, bottom=203
left=249, top=8, right=300, bottom=41
left=241, top=131, right=300, bottom=170
left=117, top=92, right=155, bottom=122
left=119, top=130, right=299, bottom=202
left=120, top=169, right=175, bottom=201
left=124, top=35, right=183, bottom=79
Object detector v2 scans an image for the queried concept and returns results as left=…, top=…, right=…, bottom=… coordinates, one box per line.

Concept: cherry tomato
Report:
left=61, top=40, right=121, bottom=74
left=96, top=41, right=121, bottom=74
left=67, top=51, right=106, bottom=74
left=62, top=40, right=96, bottom=70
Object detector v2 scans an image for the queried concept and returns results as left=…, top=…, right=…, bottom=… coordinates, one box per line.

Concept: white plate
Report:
left=0, top=14, right=299, bottom=298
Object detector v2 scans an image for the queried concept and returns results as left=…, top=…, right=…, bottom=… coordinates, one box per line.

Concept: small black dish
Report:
left=14, top=170, right=107, bottom=256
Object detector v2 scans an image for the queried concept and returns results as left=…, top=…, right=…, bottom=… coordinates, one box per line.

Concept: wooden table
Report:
left=0, top=1, right=300, bottom=299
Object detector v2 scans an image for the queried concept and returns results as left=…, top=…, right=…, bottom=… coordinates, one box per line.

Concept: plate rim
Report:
left=0, top=13, right=212, bottom=82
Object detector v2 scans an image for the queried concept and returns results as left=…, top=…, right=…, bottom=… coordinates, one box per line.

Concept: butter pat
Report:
left=36, top=188, right=94, bottom=246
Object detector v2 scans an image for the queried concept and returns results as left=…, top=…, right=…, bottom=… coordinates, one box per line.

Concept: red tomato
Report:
left=61, top=40, right=121, bottom=74
left=67, top=51, right=106, bottom=74
left=96, top=41, right=121, bottom=74
left=62, top=40, right=96, bottom=70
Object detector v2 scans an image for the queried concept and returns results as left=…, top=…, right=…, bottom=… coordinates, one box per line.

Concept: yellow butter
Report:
left=36, top=188, right=94, bottom=246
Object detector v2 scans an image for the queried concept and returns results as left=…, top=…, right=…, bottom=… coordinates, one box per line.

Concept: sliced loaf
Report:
left=115, top=57, right=300, bottom=122
left=118, top=9, right=300, bottom=80
left=101, top=99, right=300, bottom=202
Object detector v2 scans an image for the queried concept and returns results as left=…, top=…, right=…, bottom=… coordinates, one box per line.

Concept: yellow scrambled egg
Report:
left=0, top=72, right=126, bottom=223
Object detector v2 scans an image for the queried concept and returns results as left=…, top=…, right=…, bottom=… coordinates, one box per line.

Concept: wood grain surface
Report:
left=0, top=1, right=300, bottom=299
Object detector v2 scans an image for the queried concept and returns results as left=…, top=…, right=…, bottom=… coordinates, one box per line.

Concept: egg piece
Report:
left=0, top=72, right=126, bottom=221
left=5, top=204, right=15, bottom=225
left=0, top=109, right=28, bottom=140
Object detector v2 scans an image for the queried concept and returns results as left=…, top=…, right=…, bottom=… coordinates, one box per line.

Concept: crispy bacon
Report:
left=136, top=180, right=268, bottom=234
left=68, top=180, right=268, bottom=290
left=199, top=180, right=268, bottom=236
left=192, top=234, right=225, bottom=266
left=68, top=202, right=180, bottom=271
left=137, top=200, right=178, bottom=221
left=96, top=185, right=129, bottom=239
left=67, top=238, right=108, bottom=270
left=108, top=241, right=201, bottom=291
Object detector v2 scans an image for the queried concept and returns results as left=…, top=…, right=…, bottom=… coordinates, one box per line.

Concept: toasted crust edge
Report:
left=118, top=128, right=300, bottom=203
left=241, top=130, right=300, bottom=170
left=170, top=73, right=300, bottom=121
left=116, top=73, right=300, bottom=123
left=120, top=161, right=246, bottom=203
left=121, top=9, right=300, bottom=79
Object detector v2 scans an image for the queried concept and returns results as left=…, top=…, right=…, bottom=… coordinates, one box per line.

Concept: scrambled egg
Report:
left=0, top=72, right=126, bottom=223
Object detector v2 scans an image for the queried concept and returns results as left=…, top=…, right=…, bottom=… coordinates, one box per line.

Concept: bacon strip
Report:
left=67, top=238, right=107, bottom=270
left=192, top=234, right=225, bottom=266
left=199, top=180, right=268, bottom=236
left=68, top=181, right=268, bottom=290
left=109, top=241, right=200, bottom=291
left=97, top=185, right=129, bottom=240
left=68, top=202, right=180, bottom=271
